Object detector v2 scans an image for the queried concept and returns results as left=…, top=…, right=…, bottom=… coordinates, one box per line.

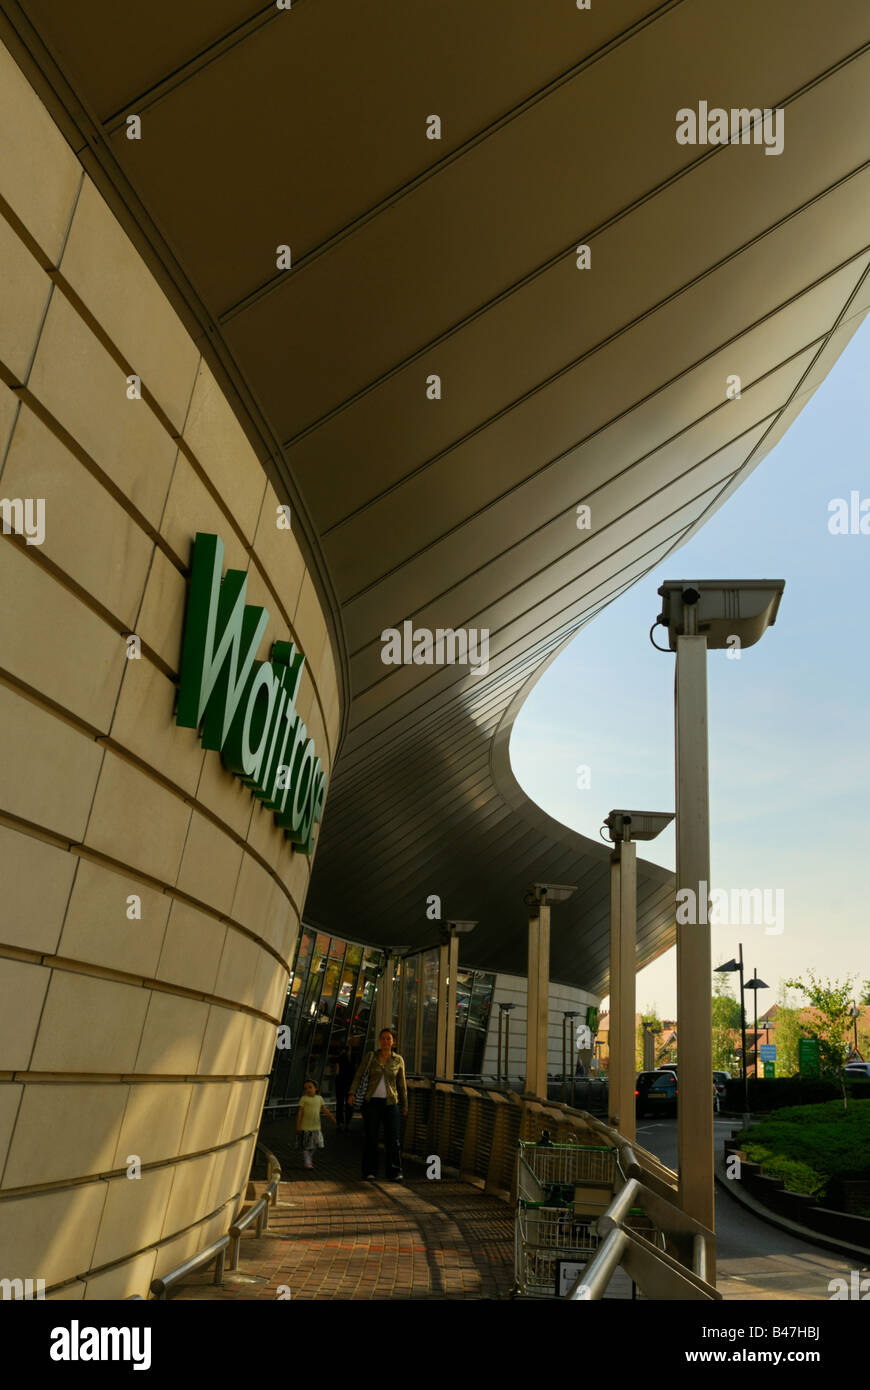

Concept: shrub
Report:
left=733, top=1098, right=870, bottom=1206
left=724, top=1075, right=868, bottom=1111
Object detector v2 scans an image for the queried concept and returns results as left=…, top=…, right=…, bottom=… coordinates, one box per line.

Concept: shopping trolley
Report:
left=513, top=1138, right=620, bottom=1297
left=512, top=1136, right=664, bottom=1298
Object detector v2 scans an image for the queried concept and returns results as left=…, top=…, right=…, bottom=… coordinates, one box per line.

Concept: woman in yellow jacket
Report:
left=349, top=1028, right=408, bottom=1181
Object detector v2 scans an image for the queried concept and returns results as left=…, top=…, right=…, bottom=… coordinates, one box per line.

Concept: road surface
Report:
left=634, top=1115, right=865, bottom=1301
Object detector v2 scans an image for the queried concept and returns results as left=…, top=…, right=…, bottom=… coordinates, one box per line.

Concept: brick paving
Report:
left=174, top=1118, right=515, bottom=1301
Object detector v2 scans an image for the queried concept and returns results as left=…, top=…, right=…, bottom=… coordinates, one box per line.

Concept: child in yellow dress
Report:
left=296, top=1078, right=336, bottom=1170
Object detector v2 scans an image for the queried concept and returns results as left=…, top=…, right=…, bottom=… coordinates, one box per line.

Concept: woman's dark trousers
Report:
left=361, top=1099, right=402, bottom=1177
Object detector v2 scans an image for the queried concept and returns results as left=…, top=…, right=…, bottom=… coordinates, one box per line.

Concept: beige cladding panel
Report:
left=155, top=899, right=226, bottom=997
left=59, top=178, right=201, bottom=432
left=0, top=41, right=81, bottom=262
left=1, top=404, right=154, bottom=628
left=58, top=857, right=171, bottom=979
left=84, top=750, right=192, bottom=885
left=162, top=1152, right=216, bottom=1236
left=110, top=657, right=205, bottom=797
left=0, top=377, right=20, bottom=458
left=0, top=825, right=77, bottom=955
left=0, top=684, right=104, bottom=840
left=0, top=960, right=51, bottom=1071
left=182, top=360, right=268, bottom=543
left=135, top=547, right=188, bottom=672
left=90, top=1166, right=175, bottom=1270
left=252, top=482, right=306, bottom=626
left=111, top=1082, right=194, bottom=1171
left=174, top=810, right=244, bottom=917
left=1, top=1084, right=128, bottom=1190
left=30, top=973, right=150, bottom=1074
left=0, top=1084, right=23, bottom=1175
left=27, top=291, right=178, bottom=529
left=207, top=1137, right=253, bottom=1212
left=159, top=448, right=250, bottom=575
left=181, top=1081, right=233, bottom=1153
left=0, top=215, right=53, bottom=381
left=0, top=539, right=123, bottom=731
left=134, top=991, right=209, bottom=1076
left=0, top=1184, right=107, bottom=1288
left=0, top=35, right=340, bottom=1297
left=214, top=929, right=262, bottom=1008
left=83, top=1250, right=158, bottom=1301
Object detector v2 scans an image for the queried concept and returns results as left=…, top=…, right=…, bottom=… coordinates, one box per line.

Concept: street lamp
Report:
left=849, top=1004, right=861, bottom=1056
left=715, top=949, right=748, bottom=1116
left=655, top=578, right=784, bottom=1242
left=745, top=970, right=769, bottom=1082
left=657, top=582, right=784, bottom=1197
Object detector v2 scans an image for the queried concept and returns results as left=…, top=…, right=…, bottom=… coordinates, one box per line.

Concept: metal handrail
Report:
left=229, top=1197, right=270, bottom=1270
left=228, top=1147, right=282, bottom=1268
left=567, top=1176, right=720, bottom=1301
left=255, top=1143, right=282, bottom=1207
left=150, top=1235, right=230, bottom=1300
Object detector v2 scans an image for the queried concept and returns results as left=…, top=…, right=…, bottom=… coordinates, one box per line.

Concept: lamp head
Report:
left=605, top=809, right=674, bottom=842
left=525, top=882, right=576, bottom=907
left=656, top=580, right=784, bottom=650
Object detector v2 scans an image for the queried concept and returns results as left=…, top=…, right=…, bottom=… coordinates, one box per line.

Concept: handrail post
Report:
left=568, top=1227, right=629, bottom=1299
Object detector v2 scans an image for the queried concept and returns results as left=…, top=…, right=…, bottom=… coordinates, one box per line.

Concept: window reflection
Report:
left=265, top=931, right=495, bottom=1110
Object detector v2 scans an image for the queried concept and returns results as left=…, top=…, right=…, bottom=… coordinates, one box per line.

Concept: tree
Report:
left=860, top=980, right=870, bottom=1008
left=636, top=1006, right=662, bottom=1072
left=785, top=971, right=856, bottom=1108
left=711, top=973, right=741, bottom=1072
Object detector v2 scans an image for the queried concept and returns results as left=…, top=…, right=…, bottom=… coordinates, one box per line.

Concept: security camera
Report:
left=605, top=810, right=674, bottom=842
left=656, top=580, right=784, bottom=651
left=444, top=920, right=477, bottom=934
left=526, top=883, right=577, bottom=905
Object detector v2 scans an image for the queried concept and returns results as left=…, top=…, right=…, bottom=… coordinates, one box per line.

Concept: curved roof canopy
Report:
left=8, top=0, right=869, bottom=991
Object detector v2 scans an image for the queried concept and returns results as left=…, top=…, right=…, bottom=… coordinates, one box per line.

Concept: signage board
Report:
left=798, top=1037, right=820, bottom=1078
left=176, top=533, right=326, bottom=854
left=555, top=1259, right=588, bottom=1298
left=763, top=1061, right=775, bottom=1078
left=759, top=1044, right=776, bottom=1061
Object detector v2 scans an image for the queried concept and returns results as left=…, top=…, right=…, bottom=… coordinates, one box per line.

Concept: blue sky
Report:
left=510, top=317, right=870, bottom=1019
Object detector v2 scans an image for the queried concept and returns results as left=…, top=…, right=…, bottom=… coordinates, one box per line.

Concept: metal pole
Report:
left=739, top=943, right=748, bottom=1116
left=505, top=1010, right=512, bottom=1090
left=753, top=967, right=759, bottom=1084
left=497, top=1008, right=503, bottom=1087
left=444, top=930, right=458, bottom=1081
left=435, top=941, right=448, bottom=1076
left=525, top=901, right=551, bottom=1099
left=674, top=631, right=715, bottom=1241
left=562, top=1016, right=567, bottom=1104
left=609, top=837, right=637, bottom=1142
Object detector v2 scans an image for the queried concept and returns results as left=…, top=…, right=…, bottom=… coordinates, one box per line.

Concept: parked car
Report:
left=635, top=1070, right=678, bottom=1116
left=844, top=1062, right=870, bottom=1081
left=713, top=1071, right=729, bottom=1109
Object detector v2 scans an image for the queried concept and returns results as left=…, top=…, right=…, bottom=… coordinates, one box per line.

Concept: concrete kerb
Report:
left=714, top=1145, right=870, bottom=1266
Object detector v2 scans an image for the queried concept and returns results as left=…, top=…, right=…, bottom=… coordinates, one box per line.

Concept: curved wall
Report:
left=0, top=40, right=340, bottom=1298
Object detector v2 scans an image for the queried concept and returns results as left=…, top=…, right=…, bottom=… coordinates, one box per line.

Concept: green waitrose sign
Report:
left=176, top=533, right=326, bottom=855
